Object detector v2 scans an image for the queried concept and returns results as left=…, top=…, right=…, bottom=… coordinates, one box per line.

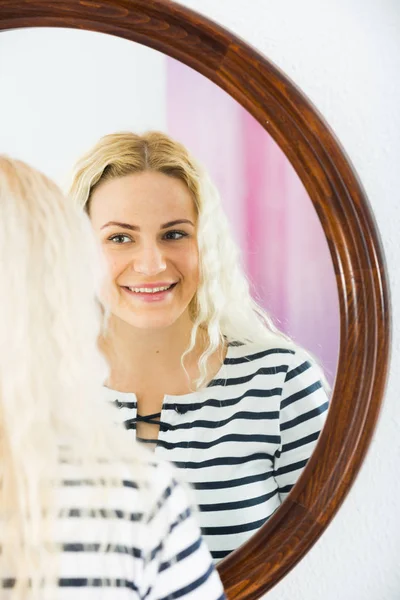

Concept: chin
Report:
left=122, top=311, right=182, bottom=331
left=132, top=319, right=175, bottom=330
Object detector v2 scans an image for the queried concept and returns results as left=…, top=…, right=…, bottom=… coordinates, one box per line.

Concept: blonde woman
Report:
left=69, top=131, right=330, bottom=562
left=0, top=156, right=226, bottom=600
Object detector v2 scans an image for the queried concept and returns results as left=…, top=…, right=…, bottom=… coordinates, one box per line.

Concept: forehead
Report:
left=90, top=171, right=196, bottom=223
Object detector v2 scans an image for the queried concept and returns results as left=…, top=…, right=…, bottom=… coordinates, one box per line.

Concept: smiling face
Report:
left=89, top=170, right=199, bottom=330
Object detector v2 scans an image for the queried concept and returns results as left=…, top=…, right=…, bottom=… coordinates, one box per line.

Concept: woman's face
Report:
left=90, top=170, right=199, bottom=330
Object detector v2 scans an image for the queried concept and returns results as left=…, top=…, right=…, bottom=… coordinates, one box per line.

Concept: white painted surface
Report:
left=0, top=28, right=167, bottom=188
left=176, top=0, right=400, bottom=598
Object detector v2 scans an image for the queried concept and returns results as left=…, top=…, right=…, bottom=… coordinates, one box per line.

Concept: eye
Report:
left=108, top=234, right=132, bottom=244
left=163, top=230, right=188, bottom=241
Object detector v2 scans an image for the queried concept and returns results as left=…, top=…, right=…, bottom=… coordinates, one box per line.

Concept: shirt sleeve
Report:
left=142, top=474, right=226, bottom=600
left=274, top=349, right=330, bottom=502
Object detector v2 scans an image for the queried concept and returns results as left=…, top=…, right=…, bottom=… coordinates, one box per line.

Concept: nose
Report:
left=133, top=243, right=167, bottom=276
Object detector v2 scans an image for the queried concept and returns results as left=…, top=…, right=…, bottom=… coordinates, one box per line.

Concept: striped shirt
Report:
left=1, top=460, right=226, bottom=599
left=104, top=342, right=329, bottom=561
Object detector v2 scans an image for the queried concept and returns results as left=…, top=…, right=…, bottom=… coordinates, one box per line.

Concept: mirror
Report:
left=0, top=2, right=389, bottom=599
left=0, top=24, right=339, bottom=560
left=0, top=27, right=339, bottom=386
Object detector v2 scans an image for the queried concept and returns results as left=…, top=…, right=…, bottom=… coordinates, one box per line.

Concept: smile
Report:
left=123, top=283, right=176, bottom=294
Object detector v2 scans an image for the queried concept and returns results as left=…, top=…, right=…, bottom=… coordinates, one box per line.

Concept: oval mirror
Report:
left=0, top=2, right=390, bottom=599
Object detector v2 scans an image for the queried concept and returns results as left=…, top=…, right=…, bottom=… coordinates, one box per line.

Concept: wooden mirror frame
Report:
left=0, top=1, right=391, bottom=598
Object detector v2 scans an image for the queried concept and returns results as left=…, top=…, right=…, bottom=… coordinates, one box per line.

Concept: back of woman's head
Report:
left=0, top=155, right=108, bottom=457
left=69, top=131, right=294, bottom=387
left=0, top=157, right=147, bottom=597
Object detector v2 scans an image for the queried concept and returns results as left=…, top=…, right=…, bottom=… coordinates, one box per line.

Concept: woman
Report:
left=0, top=156, right=225, bottom=599
left=69, top=131, right=330, bottom=561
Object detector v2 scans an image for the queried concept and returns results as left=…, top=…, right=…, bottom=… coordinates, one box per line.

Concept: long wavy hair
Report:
left=0, top=157, right=151, bottom=598
left=69, top=131, right=321, bottom=389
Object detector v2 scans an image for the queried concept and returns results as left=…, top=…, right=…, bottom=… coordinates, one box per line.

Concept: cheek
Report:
left=99, top=255, right=124, bottom=307
left=102, top=249, right=127, bottom=281
left=99, top=280, right=113, bottom=306
left=183, top=246, right=199, bottom=285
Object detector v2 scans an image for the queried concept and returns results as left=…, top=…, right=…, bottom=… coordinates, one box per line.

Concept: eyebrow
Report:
left=101, top=219, right=195, bottom=230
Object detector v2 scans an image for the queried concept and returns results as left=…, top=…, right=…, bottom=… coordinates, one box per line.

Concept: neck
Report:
left=101, top=312, right=203, bottom=392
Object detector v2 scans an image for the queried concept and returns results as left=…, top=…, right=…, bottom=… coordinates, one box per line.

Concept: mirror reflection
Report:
left=0, top=27, right=339, bottom=561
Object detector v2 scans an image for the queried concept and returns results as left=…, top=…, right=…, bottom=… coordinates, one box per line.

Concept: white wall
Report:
left=176, top=0, right=400, bottom=598
left=0, top=28, right=167, bottom=187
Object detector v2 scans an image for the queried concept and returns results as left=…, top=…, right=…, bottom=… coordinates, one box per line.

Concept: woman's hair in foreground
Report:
left=0, top=157, right=151, bottom=598
left=69, top=131, right=315, bottom=389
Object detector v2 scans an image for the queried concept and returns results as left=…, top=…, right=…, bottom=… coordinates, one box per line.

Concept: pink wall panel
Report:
left=166, top=57, right=339, bottom=385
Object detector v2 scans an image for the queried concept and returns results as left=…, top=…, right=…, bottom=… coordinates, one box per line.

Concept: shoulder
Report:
left=228, top=341, right=325, bottom=377
left=125, top=452, right=194, bottom=530
left=226, top=340, right=296, bottom=368
left=131, top=458, right=226, bottom=599
left=225, top=341, right=329, bottom=396
left=281, top=346, right=329, bottom=394
left=119, top=454, right=196, bottom=561
left=121, top=458, right=225, bottom=600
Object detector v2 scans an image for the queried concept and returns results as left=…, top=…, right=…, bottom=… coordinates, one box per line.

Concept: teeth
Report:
left=128, top=285, right=172, bottom=294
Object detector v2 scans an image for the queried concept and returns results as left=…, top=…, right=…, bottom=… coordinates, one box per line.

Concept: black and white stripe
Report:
left=1, top=462, right=226, bottom=599
left=106, top=342, right=329, bottom=562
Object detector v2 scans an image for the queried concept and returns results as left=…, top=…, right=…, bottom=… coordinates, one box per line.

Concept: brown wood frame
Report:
left=0, top=1, right=391, bottom=598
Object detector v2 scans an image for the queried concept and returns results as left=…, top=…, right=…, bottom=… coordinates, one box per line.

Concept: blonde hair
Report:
left=0, top=156, right=151, bottom=598
left=69, top=131, right=318, bottom=389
